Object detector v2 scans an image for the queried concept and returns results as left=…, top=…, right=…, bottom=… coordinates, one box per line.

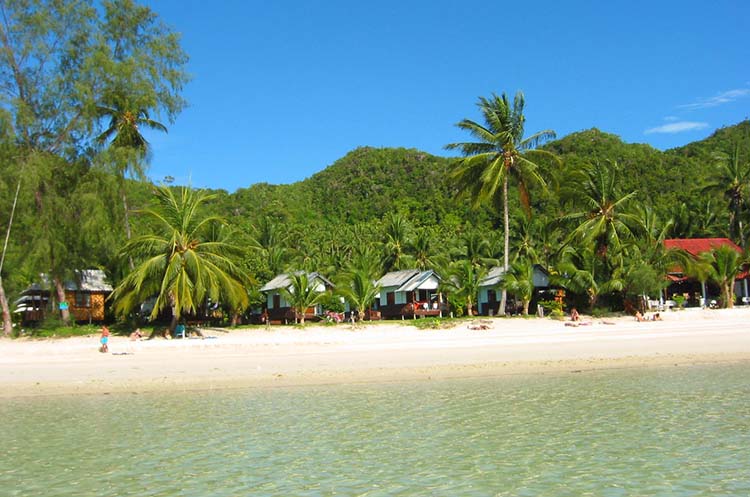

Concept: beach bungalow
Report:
left=259, top=271, right=334, bottom=323
left=477, top=265, right=550, bottom=316
left=14, top=269, right=113, bottom=324
left=663, top=238, right=749, bottom=307
left=375, top=269, right=443, bottom=319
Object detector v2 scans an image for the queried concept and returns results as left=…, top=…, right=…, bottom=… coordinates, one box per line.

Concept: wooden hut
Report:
left=14, top=269, right=113, bottom=324
left=259, top=271, right=334, bottom=323
left=477, top=265, right=550, bottom=315
left=375, top=269, right=443, bottom=319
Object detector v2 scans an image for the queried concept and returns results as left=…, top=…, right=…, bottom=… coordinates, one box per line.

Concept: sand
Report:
left=1, top=307, right=749, bottom=398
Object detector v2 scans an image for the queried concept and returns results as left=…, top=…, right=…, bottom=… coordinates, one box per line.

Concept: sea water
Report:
left=1, top=363, right=749, bottom=496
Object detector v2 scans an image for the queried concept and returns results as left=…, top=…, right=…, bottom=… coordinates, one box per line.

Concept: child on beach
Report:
left=99, top=325, right=110, bottom=353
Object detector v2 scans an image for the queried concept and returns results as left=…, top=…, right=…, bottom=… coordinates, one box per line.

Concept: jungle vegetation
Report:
left=1, top=2, right=750, bottom=333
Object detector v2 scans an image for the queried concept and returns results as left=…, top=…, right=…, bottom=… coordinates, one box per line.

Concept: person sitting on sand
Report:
left=635, top=311, right=646, bottom=322
left=129, top=329, right=143, bottom=341
left=570, top=308, right=580, bottom=322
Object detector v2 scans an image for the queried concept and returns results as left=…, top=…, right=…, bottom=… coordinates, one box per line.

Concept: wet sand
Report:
left=1, top=307, right=749, bottom=397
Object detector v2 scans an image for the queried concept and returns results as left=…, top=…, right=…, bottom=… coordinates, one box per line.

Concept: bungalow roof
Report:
left=259, top=271, right=333, bottom=293
left=479, top=265, right=551, bottom=288
left=376, top=269, right=421, bottom=289
left=479, top=266, right=506, bottom=288
left=21, top=269, right=113, bottom=294
left=664, top=238, right=742, bottom=257
left=396, top=270, right=440, bottom=292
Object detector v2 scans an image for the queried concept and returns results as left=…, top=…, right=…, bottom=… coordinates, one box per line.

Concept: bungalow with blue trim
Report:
left=259, top=271, right=334, bottom=323
left=478, top=265, right=550, bottom=315
left=375, top=269, right=443, bottom=319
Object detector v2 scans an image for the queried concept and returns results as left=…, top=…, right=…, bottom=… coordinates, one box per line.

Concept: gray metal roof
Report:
left=479, top=265, right=550, bottom=288
left=479, top=266, right=506, bottom=288
left=259, top=271, right=333, bottom=293
left=397, top=270, right=440, bottom=292
left=376, top=269, right=441, bottom=292
left=21, top=269, right=113, bottom=294
left=67, top=270, right=113, bottom=292
left=376, top=269, right=420, bottom=289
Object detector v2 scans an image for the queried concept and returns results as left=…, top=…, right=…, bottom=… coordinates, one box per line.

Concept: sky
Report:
left=139, top=0, right=750, bottom=192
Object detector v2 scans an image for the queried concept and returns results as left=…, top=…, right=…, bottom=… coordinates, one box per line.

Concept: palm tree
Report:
left=700, top=245, right=745, bottom=308
left=109, top=186, right=249, bottom=332
left=554, top=246, right=624, bottom=311
left=382, top=212, right=412, bottom=271
left=501, top=258, right=536, bottom=315
left=96, top=92, right=168, bottom=245
left=701, top=144, right=750, bottom=245
left=411, top=228, right=437, bottom=270
left=348, top=243, right=383, bottom=280
left=561, top=162, right=638, bottom=264
left=457, top=230, right=497, bottom=268
left=446, top=259, right=488, bottom=317
left=337, top=268, right=381, bottom=322
left=446, top=91, right=556, bottom=315
left=282, top=272, right=328, bottom=324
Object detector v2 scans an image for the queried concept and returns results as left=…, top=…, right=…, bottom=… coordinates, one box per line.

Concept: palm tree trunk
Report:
left=498, top=176, right=509, bottom=316
left=169, top=294, right=178, bottom=332
left=0, top=277, right=12, bottom=336
left=725, top=282, right=734, bottom=308
left=54, top=278, right=70, bottom=326
left=169, top=310, right=178, bottom=332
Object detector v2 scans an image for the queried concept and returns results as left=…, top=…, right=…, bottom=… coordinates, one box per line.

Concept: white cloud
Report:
left=644, top=121, right=709, bottom=134
left=679, top=88, right=750, bottom=110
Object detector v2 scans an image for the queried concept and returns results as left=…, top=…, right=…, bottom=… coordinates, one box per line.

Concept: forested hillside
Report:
left=3, top=119, right=750, bottom=324
left=213, top=120, right=750, bottom=237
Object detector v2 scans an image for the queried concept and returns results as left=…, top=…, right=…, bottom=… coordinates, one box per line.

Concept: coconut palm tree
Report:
left=501, top=258, right=536, bottom=315
left=96, top=92, right=168, bottom=269
left=446, top=91, right=556, bottom=315
left=457, top=230, right=497, bottom=268
left=382, top=212, right=412, bottom=271
left=554, top=246, right=624, bottom=311
left=561, top=162, right=638, bottom=265
left=411, top=228, right=437, bottom=270
left=337, top=268, right=381, bottom=322
left=446, top=259, right=488, bottom=317
left=109, top=186, right=249, bottom=332
left=282, top=272, right=328, bottom=324
left=701, top=144, right=750, bottom=245
left=699, top=245, right=746, bottom=308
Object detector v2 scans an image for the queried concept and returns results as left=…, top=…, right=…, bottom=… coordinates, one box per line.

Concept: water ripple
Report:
left=1, top=363, right=749, bottom=496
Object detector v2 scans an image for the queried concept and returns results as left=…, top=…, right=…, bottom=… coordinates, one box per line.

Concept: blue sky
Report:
left=140, top=0, right=750, bottom=192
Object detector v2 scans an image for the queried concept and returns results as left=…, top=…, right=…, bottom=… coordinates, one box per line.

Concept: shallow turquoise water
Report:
left=1, top=363, right=749, bottom=496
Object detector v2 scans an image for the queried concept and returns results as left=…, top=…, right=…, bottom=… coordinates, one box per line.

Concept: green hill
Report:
left=205, top=120, right=750, bottom=236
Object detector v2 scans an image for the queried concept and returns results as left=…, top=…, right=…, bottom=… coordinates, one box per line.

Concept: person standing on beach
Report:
left=99, top=325, right=110, bottom=353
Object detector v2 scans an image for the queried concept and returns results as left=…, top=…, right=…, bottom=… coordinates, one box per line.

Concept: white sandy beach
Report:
left=1, top=307, right=749, bottom=397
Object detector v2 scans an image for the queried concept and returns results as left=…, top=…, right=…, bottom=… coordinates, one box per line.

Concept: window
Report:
left=75, top=292, right=91, bottom=308
left=488, top=290, right=497, bottom=303
left=386, top=292, right=395, bottom=306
